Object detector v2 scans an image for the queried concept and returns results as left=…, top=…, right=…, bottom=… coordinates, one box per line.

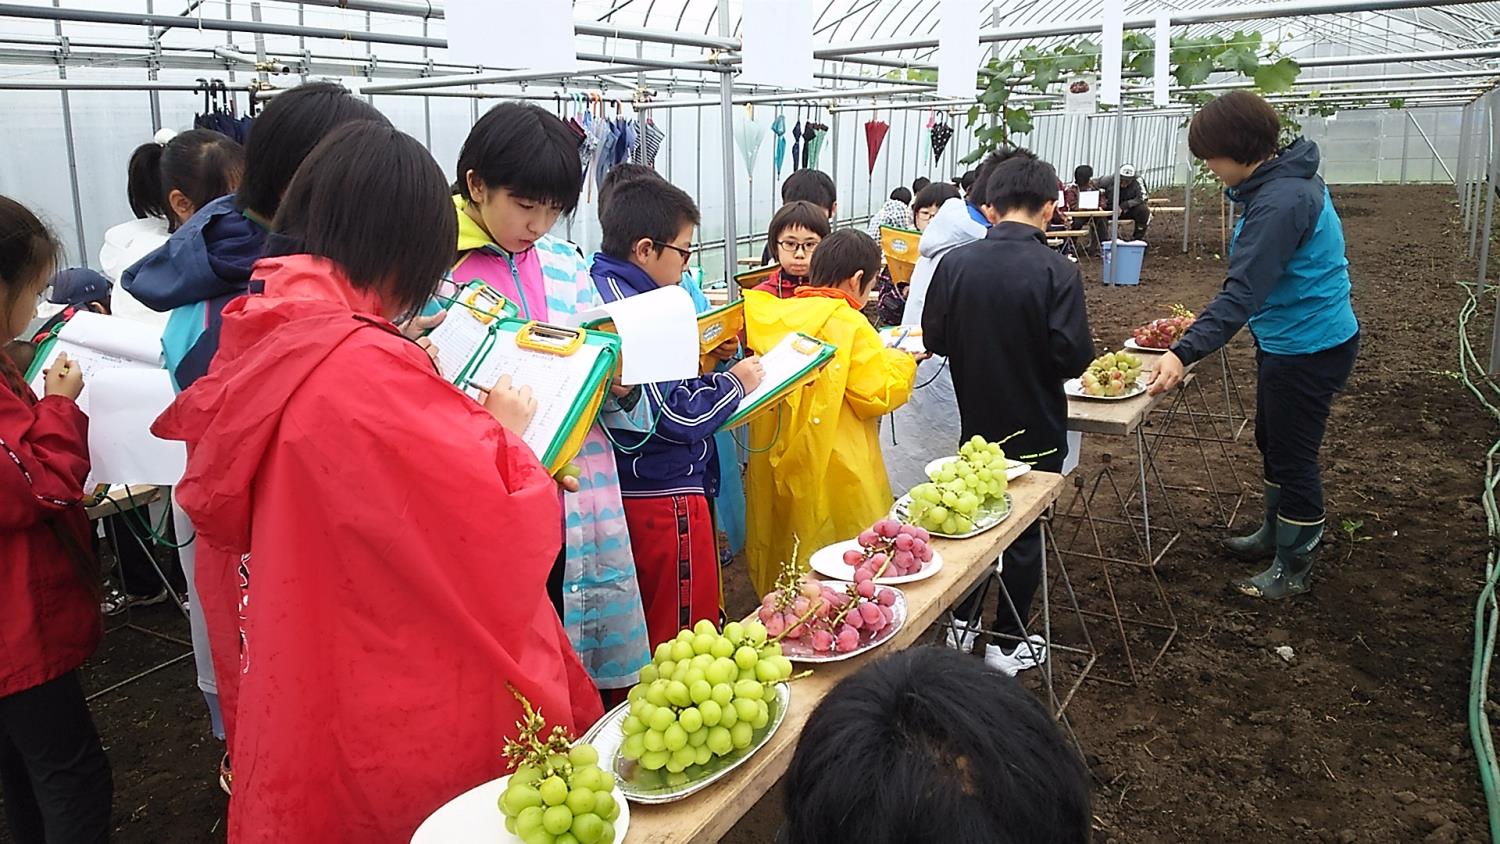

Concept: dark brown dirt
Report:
left=4, top=184, right=1491, bottom=844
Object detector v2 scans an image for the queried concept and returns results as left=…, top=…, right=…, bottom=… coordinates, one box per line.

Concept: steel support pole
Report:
left=1401, top=111, right=1411, bottom=184
left=1406, top=110, right=1455, bottom=182
left=1108, top=111, right=1124, bottom=285
left=1478, top=96, right=1496, bottom=298
left=717, top=0, right=738, bottom=294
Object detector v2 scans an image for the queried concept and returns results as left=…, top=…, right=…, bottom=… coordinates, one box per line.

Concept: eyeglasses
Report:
left=653, top=241, right=694, bottom=264
left=915, top=208, right=937, bottom=222
left=776, top=239, right=821, bottom=256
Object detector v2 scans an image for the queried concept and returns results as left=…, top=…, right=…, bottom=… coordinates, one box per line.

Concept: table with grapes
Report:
left=619, top=470, right=1065, bottom=843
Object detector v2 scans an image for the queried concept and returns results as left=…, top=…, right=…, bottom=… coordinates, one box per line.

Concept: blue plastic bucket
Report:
left=1100, top=241, right=1147, bottom=286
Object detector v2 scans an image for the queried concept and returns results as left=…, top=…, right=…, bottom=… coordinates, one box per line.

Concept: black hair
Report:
left=968, top=147, right=1038, bottom=209
left=809, top=229, right=881, bottom=294
left=912, top=182, right=961, bottom=214
left=268, top=122, right=456, bottom=317
left=911, top=176, right=931, bottom=194
left=597, top=163, right=661, bottom=223
left=3, top=339, right=37, bottom=375
left=767, top=200, right=833, bottom=248
left=780, top=169, right=837, bottom=213
left=128, top=129, right=246, bottom=232
left=957, top=168, right=978, bottom=192
left=458, top=102, right=584, bottom=214
left=598, top=177, right=700, bottom=259
left=784, top=647, right=1091, bottom=844
left=1072, top=164, right=1094, bottom=186
left=889, top=186, right=913, bottom=204
left=237, top=82, right=386, bottom=219
left=984, top=156, right=1061, bottom=217
left=1188, top=90, right=1282, bottom=165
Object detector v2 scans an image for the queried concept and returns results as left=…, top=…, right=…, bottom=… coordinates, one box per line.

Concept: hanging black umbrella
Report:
left=930, top=121, right=954, bottom=163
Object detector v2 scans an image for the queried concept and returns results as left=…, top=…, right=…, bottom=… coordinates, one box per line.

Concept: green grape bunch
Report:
left=497, top=687, right=621, bottom=844
left=905, top=435, right=1012, bottom=534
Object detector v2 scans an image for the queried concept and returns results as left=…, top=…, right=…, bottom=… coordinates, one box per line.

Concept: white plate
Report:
left=923, top=456, right=1032, bottom=483
left=581, top=683, right=791, bottom=804
left=879, top=326, right=926, bottom=354
left=411, top=773, right=631, bottom=844
left=1123, top=337, right=1171, bottom=352
left=1065, top=376, right=1147, bottom=401
left=749, top=581, right=909, bottom=664
left=808, top=538, right=944, bottom=585
left=889, top=492, right=1013, bottom=540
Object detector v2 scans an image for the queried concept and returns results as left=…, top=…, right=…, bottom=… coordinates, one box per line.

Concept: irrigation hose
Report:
left=1455, top=278, right=1500, bottom=841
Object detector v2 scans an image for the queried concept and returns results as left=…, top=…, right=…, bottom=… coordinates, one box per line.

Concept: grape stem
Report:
left=771, top=599, right=826, bottom=644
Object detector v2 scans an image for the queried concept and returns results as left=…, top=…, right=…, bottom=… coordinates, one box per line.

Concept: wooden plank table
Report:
left=1065, top=348, right=1174, bottom=437
left=622, top=471, right=1066, bottom=843
left=86, top=484, right=161, bottom=520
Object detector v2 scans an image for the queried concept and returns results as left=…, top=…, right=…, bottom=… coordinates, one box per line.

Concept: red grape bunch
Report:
left=756, top=566, right=900, bottom=656
left=1130, top=304, right=1196, bottom=349
left=842, top=518, right=933, bottom=579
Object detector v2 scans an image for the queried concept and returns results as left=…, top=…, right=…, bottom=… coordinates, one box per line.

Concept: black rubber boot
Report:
left=1223, top=482, right=1280, bottom=561
left=1233, top=517, right=1321, bottom=600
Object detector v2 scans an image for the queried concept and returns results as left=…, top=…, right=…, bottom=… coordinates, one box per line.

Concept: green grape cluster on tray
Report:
left=497, top=690, right=620, bottom=844
left=619, top=619, right=794, bottom=785
left=906, top=435, right=1011, bottom=535
left=1080, top=351, right=1144, bottom=397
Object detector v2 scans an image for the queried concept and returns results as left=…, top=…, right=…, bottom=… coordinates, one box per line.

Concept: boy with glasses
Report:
left=753, top=201, right=832, bottom=298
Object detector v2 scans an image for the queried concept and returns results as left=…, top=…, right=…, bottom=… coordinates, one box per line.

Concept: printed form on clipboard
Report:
left=423, top=281, right=517, bottom=380
left=718, top=331, right=835, bottom=431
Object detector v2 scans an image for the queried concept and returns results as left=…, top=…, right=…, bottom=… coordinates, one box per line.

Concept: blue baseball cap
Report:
left=47, top=268, right=112, bottom=307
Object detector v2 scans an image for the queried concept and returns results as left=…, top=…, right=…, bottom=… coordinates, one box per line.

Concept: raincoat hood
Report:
left=920, top=197, right=988, bottom=259
left=151, top=254, right=392, bottom=553
left=122, top=194, right=265, bottom=311
left=1230, top=137, right=1321, bottom=201
left=454, top=194, right=497, bottom=253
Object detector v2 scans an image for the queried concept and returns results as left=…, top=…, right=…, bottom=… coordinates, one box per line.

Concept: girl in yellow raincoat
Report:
left=744, top=229, right=920, bottom=595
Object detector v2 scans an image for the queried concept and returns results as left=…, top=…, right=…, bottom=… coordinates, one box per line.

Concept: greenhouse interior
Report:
left=2, top=0, right=1500, bottom=842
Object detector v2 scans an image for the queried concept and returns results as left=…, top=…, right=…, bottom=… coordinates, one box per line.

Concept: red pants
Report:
left=623, top=494, right=721, bottom=650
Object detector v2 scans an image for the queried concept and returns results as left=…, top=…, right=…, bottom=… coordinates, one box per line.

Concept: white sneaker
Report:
left=984, top=635, right=1048, bottom=676
left=944, top=616, right=981, bottom=652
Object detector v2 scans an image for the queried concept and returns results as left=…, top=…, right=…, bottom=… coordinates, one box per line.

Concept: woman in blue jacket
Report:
left=1149, top=91, right=1359, bottom=600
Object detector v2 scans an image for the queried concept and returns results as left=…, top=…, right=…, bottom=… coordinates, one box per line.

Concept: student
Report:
left=911, top=175, right=931, bottom=196
left=923, top=156, right=1093, bottom=674
left=760, top=168, right=837, bottom=263
left=1150, top=91, right=1359, bottom=600
left=744, top=229, right=918, bottom=596
left=911, top=182, right=960, bottom=233
left=782, top=647, right=1091, bottom=844
left=1095, top=164, right=1150, bottom=241
left=1063, top=164, right=1096, bottom=211
left=152, top=122, right=604, bottom=842
left=866, top=186, right=914, bottom=238
left=591, top=177, right=763, bottom=647
left=754, top=200, right=831, bottom=298
left=0, top=195, right=112, bottom=844
left=29, top=268, right=112, bottom=343
left=454, top=103, right=654, bottom=695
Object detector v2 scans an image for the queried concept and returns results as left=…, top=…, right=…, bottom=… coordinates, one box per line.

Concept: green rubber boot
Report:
left=1233, top=517, right=1321, bottom=600
left=1223, top=482, right=1280, bottom=561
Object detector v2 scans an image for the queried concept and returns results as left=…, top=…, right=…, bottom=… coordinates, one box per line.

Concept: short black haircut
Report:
left=597, top=163, right=661, bottom=222
left=599, top=177, right=700, bottom=259
left=985, top=156, right=1062, bottom=217
left=458, top=102, right=584, bottom=214
left=912, top=176, right=931, bottom=194
left=912, top=182, right=961, bottom=214
left=1073, top=164, right=1094, bottom=186
left=237, top=82, right=386, bottom=219
left=780, top=169, right=837, bottom=213
left=1188, top=90, right=1281, bottom=165
left=784, top=647, right=1091, bottom=844
left=128, top=129, right=245, bottom=230
left=267, top=122, right=456, bottom=317
left=809, top=229, right=881, bottom=293
left=767, top=200, right=832, bottom=247
left=969, top=146, right=1038, bottom=209
left=889, top=186, right=912, bottom=204
left=957, top=168, right=978, bottom=193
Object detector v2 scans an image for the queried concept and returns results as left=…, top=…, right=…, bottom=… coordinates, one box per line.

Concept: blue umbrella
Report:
left=771, top=113, right=787, bottom=177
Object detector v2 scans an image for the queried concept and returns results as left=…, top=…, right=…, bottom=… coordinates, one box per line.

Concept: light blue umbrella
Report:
left=771, top=113, right=787, bottom=177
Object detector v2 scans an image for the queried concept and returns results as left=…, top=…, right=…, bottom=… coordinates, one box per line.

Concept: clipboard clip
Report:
left=517, top=322, right=587, bottom=356
left=790, top=335, right=823, bottom=355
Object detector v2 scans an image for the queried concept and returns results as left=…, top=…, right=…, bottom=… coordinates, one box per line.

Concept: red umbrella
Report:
left=864, top=119, right=890, bottom=174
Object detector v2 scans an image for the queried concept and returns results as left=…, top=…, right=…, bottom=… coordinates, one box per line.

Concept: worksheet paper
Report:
left=28, top=311, right=164, bottom=416
left=579, top=285, right=698, bottom=385
left=936, top=0, right=982, bottom=99
left=732, top=333, right=825, bottom=419
left=426, top=293, right=503, bottom=382
left=467, top=337, right=604, bottom=463
left=1078, top=190, right=1102, bottom=210
left=87, top=369, right=186, bottom=486
left=741, top=0, right=814, bottom=89
left=445, top=0, right=577, bottom=73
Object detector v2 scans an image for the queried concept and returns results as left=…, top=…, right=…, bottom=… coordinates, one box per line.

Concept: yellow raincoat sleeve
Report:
left=842, top=317, right=918, bottom=420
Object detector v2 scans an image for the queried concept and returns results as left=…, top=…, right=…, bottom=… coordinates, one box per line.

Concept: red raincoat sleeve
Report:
left=227, top=338, right=602, bottom=843
left=0, top=390, right=89, bottom=529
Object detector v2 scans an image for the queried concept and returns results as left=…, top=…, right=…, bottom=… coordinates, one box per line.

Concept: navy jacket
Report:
left=1173, top=139, right=1359, bottom=364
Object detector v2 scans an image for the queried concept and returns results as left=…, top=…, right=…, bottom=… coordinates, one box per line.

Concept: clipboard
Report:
left=425, top=281, right=520, bottom=381
left=735, top=264, right=777, bottom=291
left=879, top=225, right=920, bottom=286
left=449, top=317, right=619, bottom=475
left=584, top=299, right=745, bottom=374
left=718, top=332, right=835, bottom=431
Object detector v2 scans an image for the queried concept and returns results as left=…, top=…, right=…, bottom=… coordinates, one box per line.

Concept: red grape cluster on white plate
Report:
left=756, top=573, right=899, bottom=657
left=843, top=518, right=933, bottom=578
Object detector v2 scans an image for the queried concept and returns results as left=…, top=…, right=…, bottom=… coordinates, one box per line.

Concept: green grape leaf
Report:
left=1004, top=107, right=1035, bottom=137
left=966, top=104, right=981, bottom=126
left=1221, top=45, right=1261, bottom=76
left=959, top=148, right=985, bottom=166
left=1252, top=58, right=1300, bottom=93
left=1175, top=55, right=1217, bottom=87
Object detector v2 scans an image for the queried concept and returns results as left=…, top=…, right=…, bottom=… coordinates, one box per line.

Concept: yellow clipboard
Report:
left=880, top=226, right=920, bottom=286
left=734, top=264, right=778, bottom=291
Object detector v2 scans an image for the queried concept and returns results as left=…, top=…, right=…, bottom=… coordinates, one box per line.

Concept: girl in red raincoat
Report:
left=0, top=196, right=113, bottom=844
left=153, top=123, right=603, bottom=843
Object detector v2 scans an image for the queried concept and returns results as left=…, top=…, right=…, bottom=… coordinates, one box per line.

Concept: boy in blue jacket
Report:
left=1150, top=91, right=1359, bottom=600
left=591, top=178, right=764, bottom=647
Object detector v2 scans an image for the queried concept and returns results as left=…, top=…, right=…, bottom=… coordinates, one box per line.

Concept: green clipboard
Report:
left=718, top=332, right=835, bottom=431
left=431, top=279, right=519, bottom=325
left=450, top=317, right=620, bottom=475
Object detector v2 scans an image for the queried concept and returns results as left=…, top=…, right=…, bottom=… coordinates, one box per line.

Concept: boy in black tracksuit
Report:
left=923, top=153, right=1094, bottom=674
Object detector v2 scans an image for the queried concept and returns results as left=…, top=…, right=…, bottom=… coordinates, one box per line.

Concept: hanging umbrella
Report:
left=930, top=120, right=954, bottom=163
left=919, top=111, right=934, bottom=164
left=805, top=122, right=828, bottom=169
left=733, top=109, right=769, bottom=187
left=791, top=121, right=803, bottom=173
left=864, top=119, right=890, bottom=175
left=771, top=113, right=787, bottom=177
